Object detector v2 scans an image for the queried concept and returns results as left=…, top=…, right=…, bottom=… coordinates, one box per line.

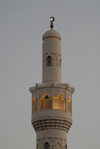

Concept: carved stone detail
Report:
left=37, top=137, right=67, bottom=149
left=32, top=118, right=72, bottom=133
left=43, top=52, right=61, bottom=68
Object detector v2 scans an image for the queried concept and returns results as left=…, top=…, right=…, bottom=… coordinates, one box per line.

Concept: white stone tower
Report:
left=29, top=17, right=74, bottom=149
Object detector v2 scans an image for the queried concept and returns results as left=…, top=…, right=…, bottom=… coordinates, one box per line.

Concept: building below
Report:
left=29, top=17, right=74, bottom=149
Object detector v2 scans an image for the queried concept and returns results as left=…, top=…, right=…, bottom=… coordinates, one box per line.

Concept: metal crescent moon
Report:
left=50, top=16, right=55, bottom=22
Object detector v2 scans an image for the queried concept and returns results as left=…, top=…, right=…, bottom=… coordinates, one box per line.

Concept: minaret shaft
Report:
left=42, top=30, right=62, bottom=83
left=29, top=18, right=74, bottom=149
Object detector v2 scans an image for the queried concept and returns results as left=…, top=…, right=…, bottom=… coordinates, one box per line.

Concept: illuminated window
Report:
left=46, top=56, right=52, bottom=66
left=53, top=94, right=65, bottom=111
left=32, top=97, right=38, bottom=112
left=67, top=97, right=72, bottom=114
left=44, top=142, right=50, bottom=149
left=40, top=94, right=52, bottom=110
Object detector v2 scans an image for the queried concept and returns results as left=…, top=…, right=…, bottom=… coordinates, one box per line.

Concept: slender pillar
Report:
left=42, top=27, right=62, bottom=83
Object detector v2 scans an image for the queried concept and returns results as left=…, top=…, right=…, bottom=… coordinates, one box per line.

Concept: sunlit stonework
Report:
left=32, top=97, right=38, bottom=112
left=53, top=94, right=65, bottom=111
left=40, top=94, right=52, bottom=110
left=29, top=17, right=74, bottom=149
left=32, top=94, right=72, bottom=113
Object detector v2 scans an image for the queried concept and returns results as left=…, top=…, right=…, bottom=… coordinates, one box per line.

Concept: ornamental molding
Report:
left=29, top=83, right=74, bottom=93
left=32, top=118, right=72, bottom=133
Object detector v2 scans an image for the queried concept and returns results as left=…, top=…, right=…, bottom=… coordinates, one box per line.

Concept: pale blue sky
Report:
left=0, top=0, right=100, bottom=149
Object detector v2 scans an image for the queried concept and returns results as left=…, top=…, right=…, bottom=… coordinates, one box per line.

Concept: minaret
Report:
left=29, top=17, right=74, bottom=149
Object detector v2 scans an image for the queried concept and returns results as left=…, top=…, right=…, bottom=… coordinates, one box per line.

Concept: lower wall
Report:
left=36, top=129, right=67, bottom=149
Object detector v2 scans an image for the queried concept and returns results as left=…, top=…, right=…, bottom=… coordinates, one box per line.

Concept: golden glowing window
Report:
left=40, top=94, right=52, bottom=110
left=53, top=94, right=65, bottom=111
left=32, top=97, right=38, bottom=112
left=67, top=97, right=72, bottom=114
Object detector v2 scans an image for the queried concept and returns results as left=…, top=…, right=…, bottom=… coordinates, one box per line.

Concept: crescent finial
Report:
left=50, top=16, right=55, bottom=29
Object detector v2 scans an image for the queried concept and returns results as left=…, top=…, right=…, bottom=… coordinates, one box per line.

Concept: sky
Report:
left=0, top=0, right=100, bottom=149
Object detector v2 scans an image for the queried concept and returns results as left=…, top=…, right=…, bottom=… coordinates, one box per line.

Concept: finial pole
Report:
left=50, top=16, right=55, bottom=29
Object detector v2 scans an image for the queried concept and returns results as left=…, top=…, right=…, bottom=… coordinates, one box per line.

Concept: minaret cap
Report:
left=42, top=17, right=61, bottom=40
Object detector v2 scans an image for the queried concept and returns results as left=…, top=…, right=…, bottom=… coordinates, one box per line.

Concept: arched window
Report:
left=44, top=142, right=50, bottom=149
left=67, top=96, right=72, bottom=114
left=32, top=97, right=38, bottom=112
left=53, top=94, right=65, bottom=111
left=36, top=144, right=38, bottom=149
left=65, top=144, right=67, bottom=149
left=46, top=56, right=52, bottom=66
left=60, top=58, right=61, bottom=67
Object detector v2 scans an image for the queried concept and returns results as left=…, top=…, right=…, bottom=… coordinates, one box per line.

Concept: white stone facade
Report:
left=29, top=28, right=74, bottom=149
left=42, top=30, right=62, bottom=83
